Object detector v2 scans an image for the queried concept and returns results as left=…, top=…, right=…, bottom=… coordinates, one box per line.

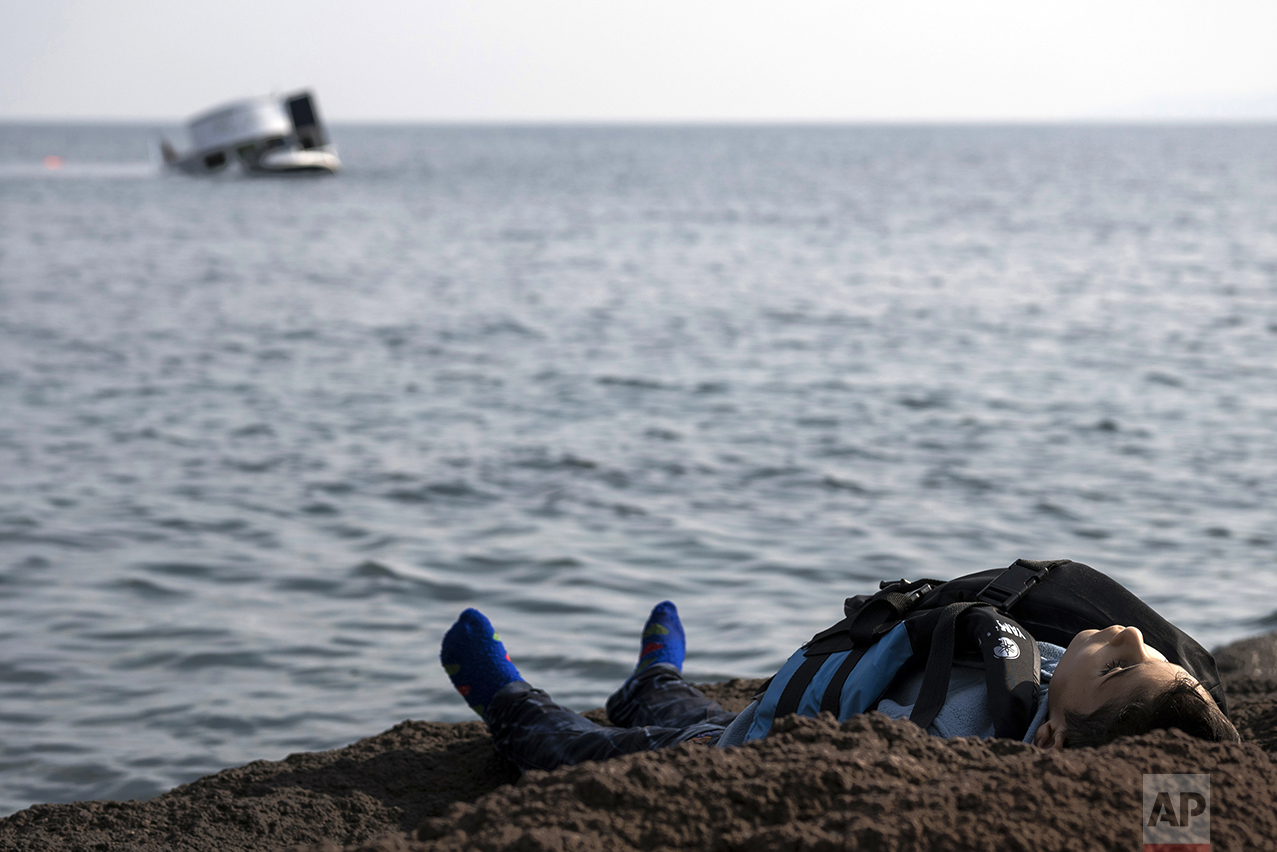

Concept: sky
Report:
left=3, top=0, right=1276, bottom=122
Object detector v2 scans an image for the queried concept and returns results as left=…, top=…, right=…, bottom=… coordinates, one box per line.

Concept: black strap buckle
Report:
left=976, top=561, right=1051, bottom=610
left=904, top=582, right=933, bottom=604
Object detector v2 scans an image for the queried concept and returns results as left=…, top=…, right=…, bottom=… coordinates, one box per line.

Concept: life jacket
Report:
left=744, top=558, right=1228, bottom=741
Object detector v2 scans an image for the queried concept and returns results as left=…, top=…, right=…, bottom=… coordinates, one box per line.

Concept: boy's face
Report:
left=1033, top=624, right=1208, bottom=749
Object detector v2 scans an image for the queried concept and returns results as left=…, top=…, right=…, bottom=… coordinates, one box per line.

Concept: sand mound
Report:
left=413, top=714, right=1276, bottom=852
left=1, top=642, right=1274, bottom=852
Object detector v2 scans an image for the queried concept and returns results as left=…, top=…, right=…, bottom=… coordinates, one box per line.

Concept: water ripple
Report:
left=3, top=122, right=1277, bottom=816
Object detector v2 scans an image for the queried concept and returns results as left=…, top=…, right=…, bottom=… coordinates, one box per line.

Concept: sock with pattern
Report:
left=440, top=608, right=522, bottom=717
left=632, top=600, right=685, bottom=676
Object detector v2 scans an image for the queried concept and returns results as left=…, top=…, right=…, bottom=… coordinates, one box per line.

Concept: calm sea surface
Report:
left=1, top=122, right=1275, bottom=815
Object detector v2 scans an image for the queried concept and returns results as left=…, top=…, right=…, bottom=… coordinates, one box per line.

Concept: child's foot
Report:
left=631, top=600, right=686, bottom=676
left=440, top=608, right=523, bottom=718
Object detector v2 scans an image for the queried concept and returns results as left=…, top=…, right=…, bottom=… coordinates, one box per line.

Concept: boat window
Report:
left=287, top=95, right=317, bottom=128
left=203, top=151, right=226, bottom=169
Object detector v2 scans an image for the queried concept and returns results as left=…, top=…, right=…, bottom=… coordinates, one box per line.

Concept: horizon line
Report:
left=3, top=115, right=1277, bottom=127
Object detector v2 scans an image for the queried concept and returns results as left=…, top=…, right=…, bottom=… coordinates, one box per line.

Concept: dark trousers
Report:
left=485, top=663, right=738, bottom=773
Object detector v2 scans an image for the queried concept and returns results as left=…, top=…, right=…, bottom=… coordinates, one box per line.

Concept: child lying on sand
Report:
left=441, top=572, right=1238, bottom=772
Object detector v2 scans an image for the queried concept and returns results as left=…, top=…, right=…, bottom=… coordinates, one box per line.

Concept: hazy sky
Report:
left=4, top=0, right=1276, bottom=122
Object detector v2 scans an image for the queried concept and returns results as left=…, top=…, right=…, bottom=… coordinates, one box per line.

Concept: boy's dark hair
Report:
left=1062, top=674, right=1240, bottom=749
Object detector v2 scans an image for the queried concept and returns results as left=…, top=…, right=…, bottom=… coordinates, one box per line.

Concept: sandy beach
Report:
left=1, top=633, right=1274, bottom=852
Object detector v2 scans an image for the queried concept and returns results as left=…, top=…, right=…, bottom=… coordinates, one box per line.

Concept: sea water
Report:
left=1, top=122, right=1275, bottom=815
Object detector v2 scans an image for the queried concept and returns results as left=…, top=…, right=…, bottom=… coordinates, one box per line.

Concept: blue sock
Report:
left=632, top=600, right=685, bottom=676
left=440, top=608, right=523, bottom=718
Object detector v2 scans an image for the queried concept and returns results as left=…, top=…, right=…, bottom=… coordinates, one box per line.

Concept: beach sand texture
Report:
left=1, top=634, right=1274, bottom=852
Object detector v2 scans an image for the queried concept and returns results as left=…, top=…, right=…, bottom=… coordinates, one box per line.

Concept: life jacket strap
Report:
left=776, top=584, right=926, bottom=719
left=773, top=654, right=827, bottom=720
left=909, top=603, right=1042, bottom=737
left=818, top=645, right=871, bottom=715
left=976, top=560, right=1052, bottom=610
left=908, top=601, right=979, bottom=732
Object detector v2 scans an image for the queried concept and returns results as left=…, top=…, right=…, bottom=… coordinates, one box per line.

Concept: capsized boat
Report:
left=160, top=90, right=340, bottom=176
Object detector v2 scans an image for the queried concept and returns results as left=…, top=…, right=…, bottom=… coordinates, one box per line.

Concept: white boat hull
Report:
left=160, top=91, right=341, bottom=177
left=250, top=146, right=341, bottom=175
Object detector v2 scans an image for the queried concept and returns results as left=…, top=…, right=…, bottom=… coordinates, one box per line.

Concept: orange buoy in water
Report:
left=44, top=155, right=64, bottom=169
